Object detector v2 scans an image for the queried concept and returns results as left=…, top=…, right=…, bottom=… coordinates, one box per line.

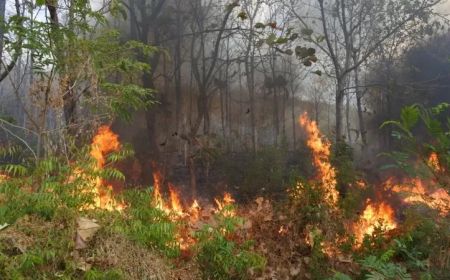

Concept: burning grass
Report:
left=1, top=116, right=449, bottom=279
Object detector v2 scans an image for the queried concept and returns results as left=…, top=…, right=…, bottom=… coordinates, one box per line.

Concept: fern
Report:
left=360, top=255, right=412, bottom=280
left=0, top=164, right=28, bottom=176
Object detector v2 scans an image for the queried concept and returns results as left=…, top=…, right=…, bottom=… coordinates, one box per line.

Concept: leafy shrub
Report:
left=288, top=179, right=331, bottom=225
left=195, top=205, right=265, bottom=280
left=382, top=103, right=450, bottom=188
left=360, top=252, right=411, bottom=280
left=115, top=189, right=180, bottom=258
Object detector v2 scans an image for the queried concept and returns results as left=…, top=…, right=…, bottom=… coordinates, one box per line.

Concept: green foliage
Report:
left=359, top=254, right=411, bottom=280
left=331, top=141, right=359, bottom=199
left=114, top=189, right=180, bottom=258
left=328, top=272, right=352, bottom=280
left=87, top=30, right=158, bottom=121
left=0, top=143, right=130, bottom=224
left=84, top=268, right=124, bottom=280
left=381, top=103, right=450, bottom=186
left=307, top=228, right=331, bottom=279
left=289, top=179, right=330, bottom=225
left=195, top=207, right=265, bottom=280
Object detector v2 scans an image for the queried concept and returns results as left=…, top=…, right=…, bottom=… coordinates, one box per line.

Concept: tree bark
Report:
left=354, top=66, right=367, bottom=147
left=0, top=0, right=6, bottom=62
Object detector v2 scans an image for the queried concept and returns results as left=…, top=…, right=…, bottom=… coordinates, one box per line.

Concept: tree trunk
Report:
left=0, top=0, right=6, bottom=62
left=335, top=78, right=345, bottom=143
left=291, top=90, right=296, bottom=150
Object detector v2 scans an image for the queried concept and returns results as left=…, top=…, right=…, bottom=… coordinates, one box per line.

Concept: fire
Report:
left=151, top=163, right=166, bottom=209
left=90, top=126, right=120, bottom=168
left=150, top=165, right=236, bottom=222
left=169, top=183, right=183, bottom=214
left=89, top=125, right=124, bottom=211
left=387, top=177, right=449, bottom=216
left=427, top=152, right=442, bottom=172
left=189, top=200, right=201, bottom=222
left=354, top=200, right=397, bottom=244
left=278, top=225, right=288, bottom=235
left=0, top=173, right=8, bottom=183
left=214, top=192, right=236, bottom=217
left=299, top=112, right=339, bottom=205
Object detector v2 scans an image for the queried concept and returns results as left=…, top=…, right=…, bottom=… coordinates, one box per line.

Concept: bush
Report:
left=288, top=179, right=332, bottom=226
left=114, top=189, right=180, bottom=258
left=195, top=205, right=265, bottom=280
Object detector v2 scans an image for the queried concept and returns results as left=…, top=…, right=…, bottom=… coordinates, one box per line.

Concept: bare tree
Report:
left=289, top=0, right=441, bottom=144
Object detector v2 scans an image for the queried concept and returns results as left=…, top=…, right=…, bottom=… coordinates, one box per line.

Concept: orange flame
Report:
left=427, top=152, right=442, bottom=172
left=353, top=200, right=397, bottom=244
left=0, top=173, right=8, bottom=183
left=169, top=183, right=183, bottom=214
left=214, top=192, right=236, bottom=217
left=387, top=177, right=449, bottom=216
left=151, top=164, right=166, bottom=209
left=189, top=199, right=201, bottom=222
left=89, top=125, right=124, bottom=211
left=278, top=225, right=288, bottom=235
left=299, top=112, right=339, bottom=205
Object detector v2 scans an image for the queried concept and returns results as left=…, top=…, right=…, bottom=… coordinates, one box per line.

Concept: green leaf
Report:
left=400, top=105, right=420, bottom=130
left=254, top=22, right=266, bottom=29
left=275, top=37, right=289, bottom=44
left=265, top=33, right=277, bottom=45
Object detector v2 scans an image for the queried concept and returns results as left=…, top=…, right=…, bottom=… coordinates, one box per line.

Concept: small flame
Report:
left=214, top=192, right=236, bottom=216
left=299, top=112, right=339, bottom=205
left=353, top=200, right=397, bottom=244
left=0, top=173, right=8, bottom=183
left=278, top=225, right=288, bottom=235
left=427, top=152, right=442, bottom=172
left=189, top=200, right=201, bottom=222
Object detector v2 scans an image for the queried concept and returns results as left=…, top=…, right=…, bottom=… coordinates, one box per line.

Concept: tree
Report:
left=289, top=0, right=441, bottom=144
left=0, top=0, right=21, bottom=83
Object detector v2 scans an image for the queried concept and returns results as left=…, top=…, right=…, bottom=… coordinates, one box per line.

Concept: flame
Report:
left=90, top=126, right=120, bottom=168
left=214, top=192, right=236, bottom=217
left=151, top=164, right=166, bottom=209
left=278, top=225, right=288, bottom=235
left=387, top=177, right=449, bottom=216
left=299, top=112, right=339, bottom=205
left=169, top=183, right=183, bottom=214
left=148, top=166, right=237, bottom=251
left=0, top=173, right=8, bottom=183
left=427, top=152, right=442, bottom=172
left=89, top=125, right=124, bottom=211
left=189, top=200, right=201, bottom=222
left=353, top=200, right=397, bottom=244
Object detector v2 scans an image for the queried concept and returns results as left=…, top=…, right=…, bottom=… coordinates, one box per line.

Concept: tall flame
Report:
left=89, top=125, right=123, bottom=211
left=353, top=200, right=397, bottom=244
left=169, top=183, right=183, bottom=214
left=299, top=112, right=339, bottom=205
left=151, top=163, right=165, bottom=209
